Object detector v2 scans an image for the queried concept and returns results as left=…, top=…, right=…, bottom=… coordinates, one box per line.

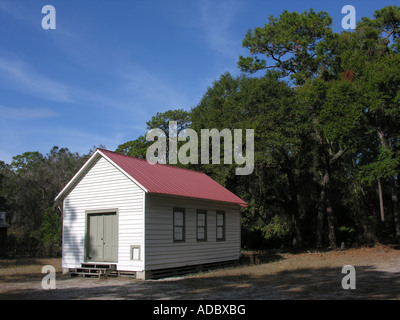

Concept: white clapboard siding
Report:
left=62, top=155, right=145, bottom=272
left=144, top=194, right=241, bottom=270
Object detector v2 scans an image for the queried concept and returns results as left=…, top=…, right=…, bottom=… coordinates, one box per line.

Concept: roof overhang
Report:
left=54, top=149, right=102, bottom=203
left=54, top=149, right=148, bottom=203
left=54, top=148, right=247, bottom=208
left=146, top=192, right=247, bottom=208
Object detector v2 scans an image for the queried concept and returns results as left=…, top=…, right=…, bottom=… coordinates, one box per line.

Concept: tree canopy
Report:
left=1, top=5, right=399, bottom=257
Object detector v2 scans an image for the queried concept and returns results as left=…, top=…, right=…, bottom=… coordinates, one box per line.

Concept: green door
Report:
left=87, top=213, right=118, bottom=262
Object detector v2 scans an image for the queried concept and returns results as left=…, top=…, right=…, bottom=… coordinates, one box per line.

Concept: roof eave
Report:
left=54, top=149, right=149, bottom=204
left=147, top=191, right=247, bottom=208
left=54, top=149, right=102, bottom=203
left=97, top=149, right=148, bottom=193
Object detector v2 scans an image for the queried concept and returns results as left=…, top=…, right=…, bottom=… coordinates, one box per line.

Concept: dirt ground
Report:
left=0, top=245, right=399, bottom=300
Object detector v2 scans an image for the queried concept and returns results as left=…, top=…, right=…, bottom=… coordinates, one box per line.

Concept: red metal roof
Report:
left=98, top=149, right=246, bottom=207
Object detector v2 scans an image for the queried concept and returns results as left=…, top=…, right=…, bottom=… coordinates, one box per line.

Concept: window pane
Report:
left=217, top=213, right=224, bottom=226
left=197, top=213, right=205, bottom=226
left=174, top=212, right=184, bottom=226
left=174, top=226, right=183, bottom=240
left=217, top=226, right=223, bottom=239
left=173, top=209, right=185, bottom=241
left=132, top=247, right=140, bottom=260
left=197, top=227, right=205, bottom=240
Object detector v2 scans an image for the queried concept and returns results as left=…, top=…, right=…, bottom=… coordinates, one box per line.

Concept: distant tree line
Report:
left=0, top=6, right=399, bottom=257
left=0, top=147, right=99, bottom=257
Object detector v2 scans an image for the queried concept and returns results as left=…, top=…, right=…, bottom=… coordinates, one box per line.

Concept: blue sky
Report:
left=0, top=0, right=396, bottom=164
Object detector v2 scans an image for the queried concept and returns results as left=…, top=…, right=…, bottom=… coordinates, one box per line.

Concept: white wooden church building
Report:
left=55, top=148, right=246, bottom=279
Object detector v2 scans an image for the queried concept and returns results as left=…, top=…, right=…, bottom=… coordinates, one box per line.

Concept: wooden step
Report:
left=69, top=263, right=117, bottom=278
left=74, top=268, right=108, bottom=274
left=81, top=263, right=116, bottom=270
left=70, top=271, right=103, bottom=278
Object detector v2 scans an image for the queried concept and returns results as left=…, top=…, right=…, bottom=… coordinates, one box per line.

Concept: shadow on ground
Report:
left=1, top=264, right=399, bottom=300
left=239, top=251, right=283, bottom=266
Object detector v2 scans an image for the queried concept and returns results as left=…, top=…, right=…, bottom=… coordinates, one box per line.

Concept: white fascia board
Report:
left=54, top=149, right=149, bottom=203
left=54, top=149, right=102, bottom=202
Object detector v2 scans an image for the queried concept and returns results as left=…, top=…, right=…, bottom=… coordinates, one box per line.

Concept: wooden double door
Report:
left=86, top=213, right=118, bottom=262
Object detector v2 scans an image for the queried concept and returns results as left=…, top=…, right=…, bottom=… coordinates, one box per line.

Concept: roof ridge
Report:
left=98, top=148, right=207, bottom=175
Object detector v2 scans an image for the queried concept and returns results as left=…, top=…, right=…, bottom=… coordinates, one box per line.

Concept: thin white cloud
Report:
left=121, top=65, right=191, bottom=110
left=197, top=0, right=243, bottom=60
left=0, top=105, right=58, bottom=120
left=0, top=1, right=34, bottom=23
left=0, top=123, right=122, bottom=164
left=27, top=125, right=122, bottom=154
left=0, top=56, right=72, bottom=102
left=0, top=55, right=137, bottom=112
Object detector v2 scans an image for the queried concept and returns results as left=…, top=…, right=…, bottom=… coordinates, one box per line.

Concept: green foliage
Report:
left=360, top=5, right=400, bottom=52
left=0, top=146, right=93, bottom=257
left=337, top=225, right=356, bottom=245
left=238, top=9, right=333, bottom=84
left=113, top=4, right=400, bottom=247
left=1, top=6, right=400, bottom=253
left=358, top=147, right=399, bottom=185
left=261, top=214, right=293, bottom=241
left=11, top=152, right=44, bottom=174
left=115, top=109, right=191, bottom=162
left=318, top=79, right=363, bottom=143
left=191, top=72, right=312, bottom=247
left=40, top=207, right=62, bottom=256
left=115, top=135, right=150, bottom=158
left=146, top=109, right=191, bottom=134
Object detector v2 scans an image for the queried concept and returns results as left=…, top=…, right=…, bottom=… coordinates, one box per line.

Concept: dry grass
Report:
left=0, top=245, right=399, bottom=299
left=0, top=258, right=62, bottom=283
left=182, top=245, right=400, bottom=299
left=211, top=245, right=400, bottom=277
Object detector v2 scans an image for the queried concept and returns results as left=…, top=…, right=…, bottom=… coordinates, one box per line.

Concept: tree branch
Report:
left=330, top=147, right=349, bottom=164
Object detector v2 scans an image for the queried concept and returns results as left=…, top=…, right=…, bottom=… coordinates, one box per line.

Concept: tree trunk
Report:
left=378, top=179, right=385, bottom=222
left=389, top=177, right=400, bottom=238
left=291, top=194, right=303, bottom=248
left=313, top=120, right=339, bottom=249
left=326, top=196, right=337, bottom=248
left=377, top=130, right=400, bottom=239
left=322, top=171, right=337, bottom=249
left=316, top=190, right=326, bottom=248
left=284, top=162, right=303, bottom=248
